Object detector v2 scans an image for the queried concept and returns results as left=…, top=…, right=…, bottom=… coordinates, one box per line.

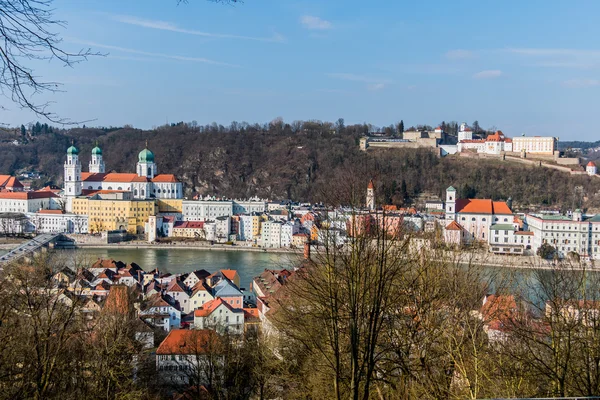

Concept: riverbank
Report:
left=76, top=242, right=303, bottom=255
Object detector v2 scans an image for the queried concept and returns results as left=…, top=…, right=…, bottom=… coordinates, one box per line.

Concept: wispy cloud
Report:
left=327, top=73, right=392, bottom=84
left=367, top=83, right=385, bottom=91
left=70, top=39, right=241, bottom=67
left=112, top=15, right=285, bottom=43
left=473, top=70, right=502, bottom=79
left=562, top=79, right=600, bottom=88
left=445, top=49, right=475, bottom=60
left=300, top=15, right=333, bottom=30
left=503, top=48, right=600, bottom=69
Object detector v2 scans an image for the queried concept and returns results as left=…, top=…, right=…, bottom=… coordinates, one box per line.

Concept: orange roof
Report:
left=515, top=231, right=534, bottom=236
left=460, top=139, right=485, bottom=143
left=445, top=220, right=463, bottom=231
left=37, top=209, right=64, bottom=214
left=382, top=205, right=398, bottom=211
left=167, top=279, right=186, bottom=293
left=243, top=308, right=259, bottom=320
left=193, top=298, right=235, bottom=317
left=0, top=175, right=10, bottom=186
left=220, top=269, right=238, bottom=282
left=455, top=199, right=512, bottom=215
left=5, top=176, right=23, bottom=188
left=588, top=161, right=597, bottom=167
left=156, top=329, right=216, bottom=355
left=0, top=191, right=58, bottom=199
left=367, top=179, right=374, bottom=189
left=486, top=131, right=506, bottom=142
left=152, top=174, right=178, bottom=183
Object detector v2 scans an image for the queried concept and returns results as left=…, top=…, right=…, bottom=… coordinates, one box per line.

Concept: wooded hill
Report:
left=1, top=121, right=599, bottom=211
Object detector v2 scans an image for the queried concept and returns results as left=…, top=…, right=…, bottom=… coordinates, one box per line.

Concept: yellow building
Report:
left=156, top=198, right=183, bottom=213
left=172, top=221, right=206, bottom=239
left=251, top=215, right=262, bottom=237
left=72, top=192, right=156, bottom=234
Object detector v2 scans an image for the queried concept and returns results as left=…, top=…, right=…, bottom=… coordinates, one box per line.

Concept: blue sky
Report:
left=4, top=0, right=600, bottom=140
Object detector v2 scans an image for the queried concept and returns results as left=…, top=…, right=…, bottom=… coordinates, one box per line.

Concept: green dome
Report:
left=67, top=145, right=79, bottom=155
left=138, top=148, right=154, bottom=163
left=92, top=146, right=102, bottom=155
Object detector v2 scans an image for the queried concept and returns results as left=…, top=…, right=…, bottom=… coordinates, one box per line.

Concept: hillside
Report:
left=1, top=123, right=600, bottom=211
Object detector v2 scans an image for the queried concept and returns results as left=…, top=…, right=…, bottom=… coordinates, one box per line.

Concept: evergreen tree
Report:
left=20, top=124, right=26, bottom=136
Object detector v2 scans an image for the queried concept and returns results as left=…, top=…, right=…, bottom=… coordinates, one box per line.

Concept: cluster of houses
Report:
left=51, top=257, right=297, bottom=385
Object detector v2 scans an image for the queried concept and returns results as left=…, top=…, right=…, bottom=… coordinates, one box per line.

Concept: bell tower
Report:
left=64, top=142, right=82, bottom=212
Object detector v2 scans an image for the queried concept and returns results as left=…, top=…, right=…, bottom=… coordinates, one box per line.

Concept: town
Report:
left=0, top=138, right=598, bottom=264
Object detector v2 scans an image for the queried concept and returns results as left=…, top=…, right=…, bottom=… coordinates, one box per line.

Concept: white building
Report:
left=281, top=220, right=301, bottom=248
left=183, top=200, right=233, bottom=221
left=587, top=161, right=597, bottom=176
left=232, top=199, right=266, bottom=215
left=512, top=136, right=557, bottom=155
left=0, top=190, right=61, bottom=213
left=261, top=220, right=282, bottom=248
left=193, top=298, right=244, bottom=334
left=28, top=210, right=88, bottom=234
left=156, top=329, right=220, bottom=386
left=445, top=186, right=514, bottom=243
left=458, top=123, right=473, bottom=142
left=526, top=211, right=600, bottom=260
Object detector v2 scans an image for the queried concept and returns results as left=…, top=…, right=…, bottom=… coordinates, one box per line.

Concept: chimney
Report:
left=304, top=242, right=311, bottom=260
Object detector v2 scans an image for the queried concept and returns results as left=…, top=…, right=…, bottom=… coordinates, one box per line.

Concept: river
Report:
left=1, top=248, right=300, bottom=290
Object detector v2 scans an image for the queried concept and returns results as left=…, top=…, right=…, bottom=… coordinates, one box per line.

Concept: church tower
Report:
left=89, top=143, right=105, bottom=173
left=445, top=186, right=457, bottom=221
left=136, top=142, right=157, bottom=179
left=366, top=179, right=375, bottom=211
left=64, top=143, right=82, bottom=212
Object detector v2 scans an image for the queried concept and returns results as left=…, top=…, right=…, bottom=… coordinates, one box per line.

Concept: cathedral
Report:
left=63, top=143, right=183, bottom=212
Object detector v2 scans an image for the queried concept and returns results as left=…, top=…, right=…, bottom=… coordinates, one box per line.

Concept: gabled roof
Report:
left=213, top=279, right=243, bottom=298
left=455, top=199, right=512, bottom=215
left=588, top=161, right=597, bottom=167
left=166, top=279, right=187, bottom=293
left=152, top=174, right=178, bottom=183
left=193, top=297, right=241, bottom=318
left=220, top=269, right=238, bottom=282
left=445, top=220, right=463, bottom=231
left=156, top=329, right=216, bottom=355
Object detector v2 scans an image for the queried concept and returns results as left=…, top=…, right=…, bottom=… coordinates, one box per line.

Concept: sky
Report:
left=3, top=0, right=600, bottom=140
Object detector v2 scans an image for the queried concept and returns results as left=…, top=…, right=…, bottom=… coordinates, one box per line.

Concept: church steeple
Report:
left=89, top=141, right=105, bottom=173
left=366, top=179, right=375, bottom=211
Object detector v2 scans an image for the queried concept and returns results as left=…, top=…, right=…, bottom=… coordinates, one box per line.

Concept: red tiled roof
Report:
left=243, top=308, right=259, bottom=320
left=455, top=199, right=512, bottom=215
left=485, top=131, right=506, bottom=142
left=367, top=179, right=374, bottom=189
left=588, top=161, right=597, bottom=167
left=193, top=298, right=236, bottom=317
left=156, top=329, right=216, bottom=355
left=460, top=139, right=485, bottom=144
left=5, top=176, right=24, bottom=188
left=37, top=209, right=64, bottom=214
left=152, top=174, right=178, bottom=183
left=220, top=269, right=238, bottom=282
left=167, top=279, right=186, bottom=293
left=445, top=220, right=463, bottom=231
left=174, top=221, right=204, bottom=229
left=0, top=191, right=58, bottom=199
left=515, top=231, right=534, bottom=236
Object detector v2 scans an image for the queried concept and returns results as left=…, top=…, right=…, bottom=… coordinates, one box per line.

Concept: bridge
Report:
left=0, top=233, right=76, bottom=267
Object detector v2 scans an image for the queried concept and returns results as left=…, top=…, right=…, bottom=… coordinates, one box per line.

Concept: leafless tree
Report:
left=0, top=0, right=101, bottom=123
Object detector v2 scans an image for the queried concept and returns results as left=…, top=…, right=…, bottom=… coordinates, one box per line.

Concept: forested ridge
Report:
left=1, top=121, right=600, bottom=211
